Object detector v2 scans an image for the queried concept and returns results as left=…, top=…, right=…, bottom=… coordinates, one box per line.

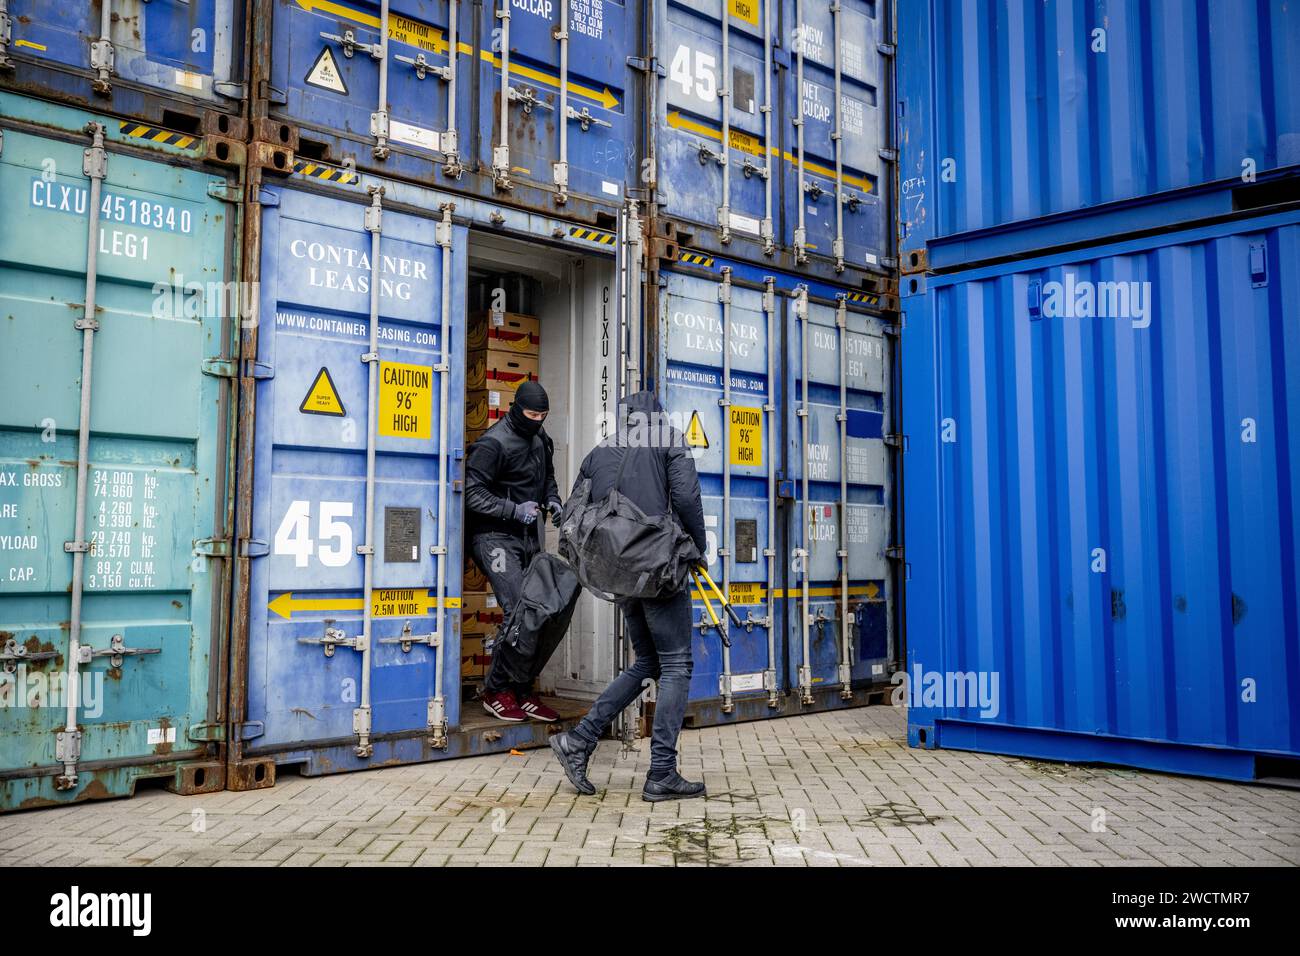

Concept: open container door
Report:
left=234, top=180, right=469, bottom=782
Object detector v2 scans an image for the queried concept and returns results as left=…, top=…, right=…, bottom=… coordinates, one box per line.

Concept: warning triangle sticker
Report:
left=685, top=410, right=709, bottom=449
left=300, top=367, right=346, bottom=417
left=305, top=46, right=348, bottom=95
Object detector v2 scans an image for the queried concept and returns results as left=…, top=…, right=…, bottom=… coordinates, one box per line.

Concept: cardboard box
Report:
left=462, top=558, right=488, bottom=593
left=469, top=312, right=540, bottom=355
left=461, top=590, right=504, bottom=635
left=466, top=390, right=508, bottom=431
left=461, top=635, right=491, bottom=679
left=467, top=349, right=539, bottom=393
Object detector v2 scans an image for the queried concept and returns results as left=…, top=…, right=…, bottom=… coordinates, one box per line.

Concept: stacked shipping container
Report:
left=3, top=0, right=1294, bottom=812
left=898, top=0, right=1300, bottom=782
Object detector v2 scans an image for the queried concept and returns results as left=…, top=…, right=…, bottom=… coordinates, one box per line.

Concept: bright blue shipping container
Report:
left=900, top=209, right=1300, bottom=782
left=0, top=92, right=239, bottom=811
left=897, top=0, right=1300, bottom=264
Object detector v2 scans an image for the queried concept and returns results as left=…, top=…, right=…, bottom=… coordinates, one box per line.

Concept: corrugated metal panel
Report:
left=0, top=0, right=244, bottom=114
left=898, top=0, right=1300, bottom=255
left=260, top=0, right=633, bottom=217
left=784, top=281, right=894, bottom=701
left=654, top=259, right=899, bottom=724
left=901, top=210, right=1300, bottom=780
left=0, top=104, right=238, bottom=811
left=236, top=180, right=467, bottom=774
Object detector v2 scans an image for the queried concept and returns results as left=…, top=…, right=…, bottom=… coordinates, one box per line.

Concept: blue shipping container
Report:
left=0, top=1, right=244, bottom=114
left=654, top=257, right=896, bottom=722
left=901, top=210, right=1300, bottom=781
left=238, top=180, right=469, bottom=772
left=0, top=94, right=238, bottom=811
left=897, top=0, right=1300, bottom=262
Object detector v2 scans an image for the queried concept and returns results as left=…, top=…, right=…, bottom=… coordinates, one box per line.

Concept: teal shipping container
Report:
left=0, top=93, right=240, bottom=811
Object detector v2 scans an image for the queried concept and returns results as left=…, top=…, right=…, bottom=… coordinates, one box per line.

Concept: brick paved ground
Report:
left=2, top=705, right=1298, bottom=867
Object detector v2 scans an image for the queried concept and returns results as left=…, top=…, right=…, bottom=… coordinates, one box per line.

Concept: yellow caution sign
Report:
left=727, top=582, right=765, bottom=605
left=729, top=405, right=762, bottom=466
left=728, top=0, right=760, bottom=26
left=267, top=589, right=462, bottom=620
left=685, top=410, right=710, bottom=449
left=378, top=361, right=432, bottom=439
left=300, top=367, right=346, bottom=417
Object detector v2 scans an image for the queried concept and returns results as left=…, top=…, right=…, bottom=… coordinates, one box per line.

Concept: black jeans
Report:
left=469, top=530, right=539, bottom=695
left=571, top=589, right=694, bottom=774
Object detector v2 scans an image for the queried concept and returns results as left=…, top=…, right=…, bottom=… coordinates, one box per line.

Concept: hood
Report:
left=619, top=390, right=663, bottom=415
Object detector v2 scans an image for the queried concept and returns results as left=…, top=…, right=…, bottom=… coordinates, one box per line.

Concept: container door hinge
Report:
left=244, top=360, right=274, bottom=380
left=238, top=721, right=265, bottom=742
left=214, top=81, right=246, bottom=101
left=878, top=147, right=898, bottom=162
left=258, top=81, right=287, bottom=105
left=207, top=181, right=243, bottom=203
left=626, top=56, right=665, bottom=77
left=240, top=538, right=269, bottom=558
left=880, top=256, right=899, bottom=270
left=877, top=42, right=896, bottom=57
left=193, top=537, right=231, bottom=558
left=885, top=545, right=905, bottom=562
left=187, top=722, right=225, bottom=743
left=256, top=187, right=281, bottom=207
left=883, top=433, right=909, bottom=451
left=201, top=358, right=238, bottom=378
left=0, top=10, right=13, bottom=72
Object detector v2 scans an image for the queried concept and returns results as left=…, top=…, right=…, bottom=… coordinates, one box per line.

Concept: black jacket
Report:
left=464, top=415, right=561, bottom=539
left=573, top=390, right=707, bottom=556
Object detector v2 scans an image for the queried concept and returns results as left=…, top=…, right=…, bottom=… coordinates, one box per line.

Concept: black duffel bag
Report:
left=491, top=552, right=582, bottom=685
left=559, top=449, right=701, bottom=602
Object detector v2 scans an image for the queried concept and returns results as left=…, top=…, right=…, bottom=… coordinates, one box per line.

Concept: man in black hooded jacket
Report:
left=464, top=380, right=563, bottom=723
left=549, top=390, right=710, bottom=801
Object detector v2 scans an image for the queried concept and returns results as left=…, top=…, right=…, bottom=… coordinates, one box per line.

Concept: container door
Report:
left=0, top=124, right=235, bottom=810
left=784, top=0, right=889, bottom=272
left=786, top=287, right=892, bottom=703
left=659, top=267, right=783, bottom=714
left=4, top=0, right=240, bottom=105
left=244, top=184, right=467, bottom=772
left=479, top=0, right=632, bottom=204
left=656, top=0, right=776, bottom=248
left=270, top=0, right=465, bottom=177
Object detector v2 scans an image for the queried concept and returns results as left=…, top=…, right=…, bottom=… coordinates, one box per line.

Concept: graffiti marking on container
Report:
left=299, top=366, right=346, bottom=417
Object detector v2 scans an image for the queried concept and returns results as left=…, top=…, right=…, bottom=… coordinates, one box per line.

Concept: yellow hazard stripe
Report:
left=845, top=292, right=881, bottom=305
left=569, top=226, right=616, bottom=245
left=678, top=252, right=716, bottom=268
left=117, top=121, right=199, bottom=151
left=293, top=160, right=360, bottom=185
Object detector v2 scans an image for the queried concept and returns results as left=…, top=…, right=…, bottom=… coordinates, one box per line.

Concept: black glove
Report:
left=513, top=500, right=540, bottom=525
left=547, top=497, right=563, bottom=529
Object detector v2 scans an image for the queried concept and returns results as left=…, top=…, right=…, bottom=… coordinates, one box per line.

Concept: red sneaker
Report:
left=519, top=694, right=560, bottom=722
left=482, top=690, right=527, bottom=722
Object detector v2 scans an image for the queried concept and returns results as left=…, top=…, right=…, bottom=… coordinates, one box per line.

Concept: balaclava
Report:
left=508, top=381, right=549, bottom=438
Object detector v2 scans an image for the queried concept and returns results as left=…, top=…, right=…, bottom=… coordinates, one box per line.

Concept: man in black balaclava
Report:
left=464, top=380, right=564, bottom=722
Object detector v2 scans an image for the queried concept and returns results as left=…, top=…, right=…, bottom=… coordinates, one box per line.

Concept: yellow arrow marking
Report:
left=666, top=111, right=873, bottom=192
left=269, top=589, right=461, bottom=620
left=295, top=0, right=617, bottom=108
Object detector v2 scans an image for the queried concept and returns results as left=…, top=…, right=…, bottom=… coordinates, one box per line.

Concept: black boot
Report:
left=641, top=770, right=706, bottom=802
left=549, top=731, right=596, bottom=795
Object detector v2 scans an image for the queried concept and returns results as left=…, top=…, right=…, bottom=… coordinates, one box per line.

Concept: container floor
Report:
left=3, top=706, right=1298, bottom=866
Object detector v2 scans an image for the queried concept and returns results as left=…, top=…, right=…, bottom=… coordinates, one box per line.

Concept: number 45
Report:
left=670, top=45, right=717, bottom=101
left=274, top=500, right=354, bottom=568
